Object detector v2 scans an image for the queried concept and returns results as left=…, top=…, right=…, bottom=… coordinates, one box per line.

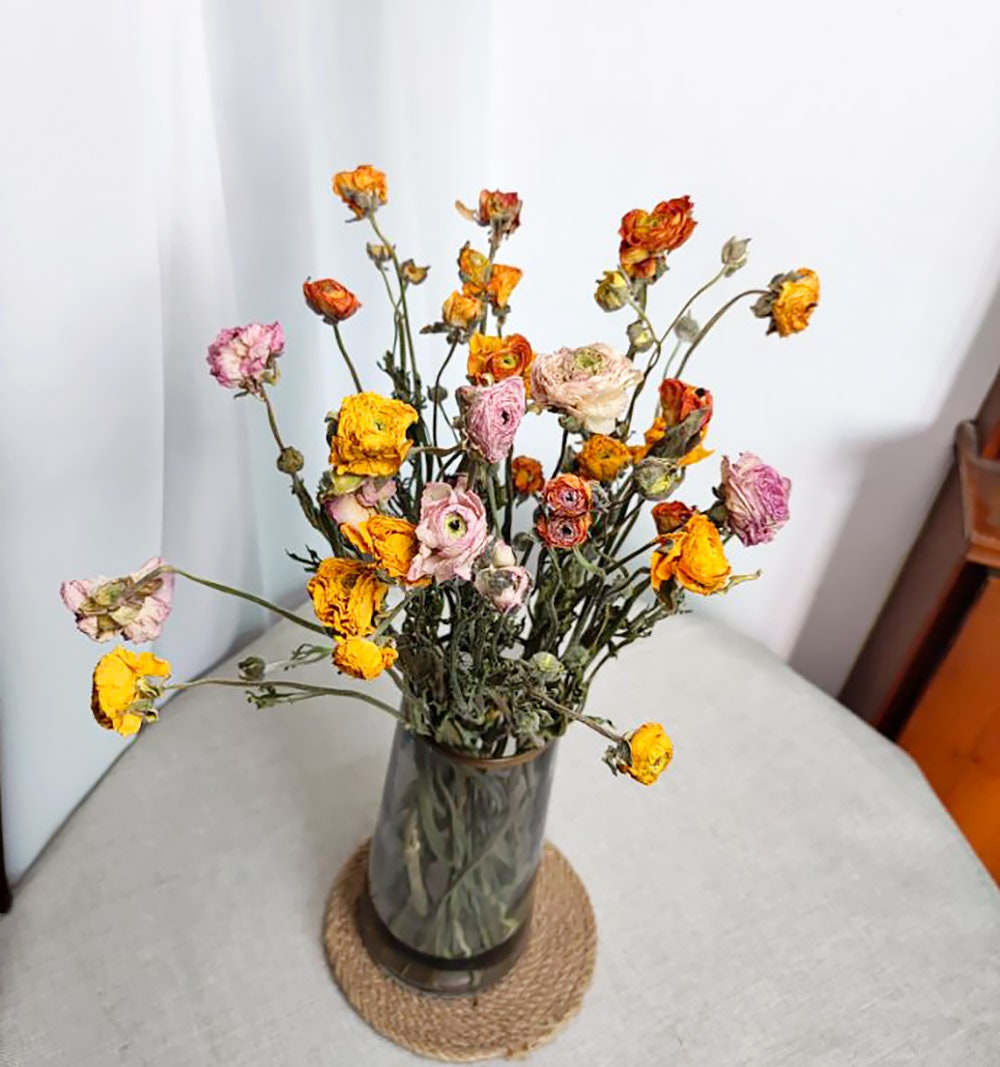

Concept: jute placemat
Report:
left=323, top=840, right=597, bottom=1062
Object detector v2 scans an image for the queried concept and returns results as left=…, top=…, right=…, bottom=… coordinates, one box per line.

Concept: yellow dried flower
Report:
left=620, top=722, right=673, bottom=785
left=328, top=392, right=418, bottom=478
left=332, top=636, right=398, bottom=679
left=91, top=646, right=171, bottom=738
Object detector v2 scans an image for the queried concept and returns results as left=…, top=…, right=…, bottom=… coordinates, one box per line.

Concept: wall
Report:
left=2, top=0, right=1000, bottom=881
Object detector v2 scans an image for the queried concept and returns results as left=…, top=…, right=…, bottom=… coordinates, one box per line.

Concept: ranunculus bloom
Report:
left=721, top=452, right=792, bottom=546
left=303, top=278, right=361, bottom=322
left=511, top=455, right=544, bottom=496
left=619, top=722, right=674, bottom=785
left=471, top=264, right=522, bottom=310
left=206, top=321, right=284, bottom=393
left=541, top=473, right=593, bottom=518
left=618, top=196, right=696, bottom=279
left=474, top=560, right=532, bottom=614
left=442, top=291, right=483, bottom=330
left=328, top=392, right=418, bottom=478
left=467, top=333, right=535, bottom=390
left=322, top=476, right=397, bottom=526
left=536, top=511, right=592, bottom=549
left=332, top=164, right=388, bottom=218
left=408, top=481, right=490, bottom=583
left=400, top=259, right=430, bottom=285
left=577, top=434, right=632, bottom=482
left=342, top=515, right=423, bottom=582
left=457, top=189, right=522, bottom=237
left=307, top=558, right=388, bottom=636
left=659, top=378, right=714, bottom=431
left=753, top=268, right=820, bottom=337
left=91, top=646, right=171, bottom=738
left=332, top=636, right=398, bottom=680
left=61, top=557, right=174, bottom=643
left=530, top=343, right=641, bottom=434
left=650, top=513, right=731, bottom=596
left=651, top=501, right=693, bottom=536
left=457, top=376, right=526, bottom=464
left=594, top=270, right=630, bottom=312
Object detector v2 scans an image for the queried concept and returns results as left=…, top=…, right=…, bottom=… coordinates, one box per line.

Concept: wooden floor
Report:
left=899, top=576, right=1000, bottom=882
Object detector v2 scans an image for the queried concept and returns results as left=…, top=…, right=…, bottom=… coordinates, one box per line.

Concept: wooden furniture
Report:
left=840, top=370, right=1000, bottom=880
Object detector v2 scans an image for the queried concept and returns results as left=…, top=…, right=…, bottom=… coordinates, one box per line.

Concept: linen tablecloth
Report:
left=2, top=612, right=998, bottom=1065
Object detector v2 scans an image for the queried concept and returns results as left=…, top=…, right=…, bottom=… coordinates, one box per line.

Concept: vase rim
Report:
left=409, top=726, right=557, bottom=770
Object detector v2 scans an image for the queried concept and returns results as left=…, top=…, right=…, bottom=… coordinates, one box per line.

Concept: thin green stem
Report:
left=675, top=289, right=767, bottom=379
left=431, top=340, right=459, bottom=455
left=658, top=267, right=727, bottom=349
left=170, top=568, right=328, bottom=636
left=164, top=677, right=401, bottom=719
left=331, top=321, right=364, bottom=392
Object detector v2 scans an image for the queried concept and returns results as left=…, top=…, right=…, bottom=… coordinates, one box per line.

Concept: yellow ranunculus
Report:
left=442, top=291, right=483, bottom=330
left=91, top=646, right=171, bottom=737
left=332, top=636, right=398, bottom=680
left=650, top=512, right=731, bottom=596
left=307, top=558, right=389, bottom=637
left=342, top=515, right=422, bottom=582
left=576, top=434, right=632, bottom=482
left=328, top=392, right=418, bottom=479
left=620, top=722, right=673, bottom=785
left=767, top=268, right=820, bottom=337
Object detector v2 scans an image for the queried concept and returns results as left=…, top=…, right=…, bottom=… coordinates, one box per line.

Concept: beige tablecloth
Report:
left=2, top=613, right=998, bottom=1065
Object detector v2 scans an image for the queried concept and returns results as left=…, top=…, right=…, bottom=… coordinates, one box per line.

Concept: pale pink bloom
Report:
left=721, top=453, right=791, bottom=546
left=457, top=376, right=526, bottom=464
left=323, top=477, right=396, bottom=526
left=60, top=557, right=174, bottom=643
left=206, top=321, right=284, bottom=393
left=530, top=342, right=641, bottom=434
left=474, top=563, right=532, bottom=614
left=407, top=481, right=489, bottom=583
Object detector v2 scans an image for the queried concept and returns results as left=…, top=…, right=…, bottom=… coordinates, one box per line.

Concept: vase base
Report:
left=356, top=882, right=531, bottom=996
left=324, top=838, right=596, bottom=1062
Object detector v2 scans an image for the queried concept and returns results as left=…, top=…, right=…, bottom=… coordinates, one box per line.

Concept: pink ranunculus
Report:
left=457, top=376, right=526, bottom=464
left=60, top=557, right=174, bottom=643
left=474, top=562, right=532, bottom=614
left=720, top=453, right=791, bottom=546
left=407, top=481, right=490, bottom=583
left=323, top=477, right=396, bottom=526
left=206, top=321, right=285, bottom=393
left=530, top=343, right=642, bottom=434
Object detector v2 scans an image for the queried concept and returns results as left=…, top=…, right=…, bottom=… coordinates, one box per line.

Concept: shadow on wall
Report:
left=790, top=281, right=1000, bottom=695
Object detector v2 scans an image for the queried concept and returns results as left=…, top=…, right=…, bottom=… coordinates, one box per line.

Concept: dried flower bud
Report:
left=427, top=384, right=448, bottom=403
left=674, top=313, right=700, bottom=343
left=238, top=656, right=267, bottom=681
left=277, top=447, right=305, bottom=474
left=627, top=320, right=655, bottom=353
left=400, top=259, right=430, bottom=285
left=490, top=540, right=518, bottom=568
left=721, top=236, right=750, bottom=276
left=633, top=457, right=683, bottom=500
left=530, top=651, right=564, bottom=681
left=558, top=413, right=584, bottom=433
left=562, top=645, right=588, bottom=671
left=366, top=242, right=393, bottom=264
left=594, top=270, right=630, bottom=312
left=511, top=532, right=534, bottom=554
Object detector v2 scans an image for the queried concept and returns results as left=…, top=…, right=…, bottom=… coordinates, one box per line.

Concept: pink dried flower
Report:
left=60, top=557, right=174, bottom=643
left=407, top=481, right=489, bottom=583
left=206, top=321, right=284, bottom=393
left=720, top=453, right=791, bottom=546
left=322, top=477, right=396, bottom=526
left=474, top=562, right=532, bottom=614
left=530, top=343, right=641, bottom=434
left=457, top=376, right=526, bottom=464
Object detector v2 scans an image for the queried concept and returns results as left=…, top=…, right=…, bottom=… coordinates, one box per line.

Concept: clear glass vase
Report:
left=358, top=721, right=558, bottom=995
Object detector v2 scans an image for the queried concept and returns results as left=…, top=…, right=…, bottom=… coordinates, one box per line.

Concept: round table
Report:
left=2, top=614, right=998, bottom=1064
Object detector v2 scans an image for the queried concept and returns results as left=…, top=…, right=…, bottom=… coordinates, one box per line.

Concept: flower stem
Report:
left=431, top=340, right=459, bottom=457
left=529, top=689, right=624, bottom=744
left=674, top=289, right=767, bottom=379
left=331, top=321, right=364, bottom=393
left=170, top=568, right=328, bottom=636
left=164, top=676, right=402, bottom=719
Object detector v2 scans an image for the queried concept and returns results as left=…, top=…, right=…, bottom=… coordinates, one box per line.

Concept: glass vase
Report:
left=358, top=721, right=558, bottom=995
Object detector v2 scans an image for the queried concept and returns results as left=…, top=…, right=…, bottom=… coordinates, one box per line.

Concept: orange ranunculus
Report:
left=458, top=244, right=490, bottom=287
left=766, top=268, right=820, bottom=337
left=576, top=434, right=632, bottom=482
left=629, top=417, right=667, bottom=464
left=511, top=455, right=544, bottom=496
left=328, top=392, right=418, bottom=478
left=442, top=291, right=483, bottom=330
left=456, top=189, right=522, bottom=236
left=332, top=164, right=388, bottom=218
left=618, top=722, right=674, bottom=785
left=619, top=197, right=697, bottom=256
left=303, top=278, right=361, bottom=322
left=458, top=245, right=523, bottom=310
left=484, top=264, right=522, bottom=309
left=536, top=511, right=592, bottom=549
left=307, top=557, right=388, bottom=637
left=659, top=378, right=713, bottom=430
left=650, top=513, right=730, bottom=596
left=400, top=259, right=430, bottom=285
left=466, top=333, right=535, bottom=388
left=618, top=245, right=665, bottom=281
left=541, top=473, right=593, bottom=518
left=651, top=501, right=693, bottom=536
left=332, top=636, right=398, bottom=680
left=342, top=515, right=423, bottom=583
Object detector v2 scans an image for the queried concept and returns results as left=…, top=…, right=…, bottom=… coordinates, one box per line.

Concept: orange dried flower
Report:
left=541, top=473, right=593, bottom=518
left=619, top=196, right=697, bottom=280
left=303, top=278, right=361, bottom=322
left=467, top=333, right=535, bottom=389
left=651, top=501, right=693, bottom=536
left=511, top=455, right=544, bottom=496
left=576, top=434, right=632, bottom=482
left=442, top=291, right=483, bottom=330
left=650, top=513, right=731, bottom=596
left=536, top=511, right=592, bottom=549
left=332, top=164, right=388, bottom=218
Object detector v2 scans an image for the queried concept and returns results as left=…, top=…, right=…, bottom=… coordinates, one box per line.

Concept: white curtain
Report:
left=3, top=0, right=1000, bottom=880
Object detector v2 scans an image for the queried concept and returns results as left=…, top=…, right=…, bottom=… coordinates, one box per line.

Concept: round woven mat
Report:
left=323, top=840, right=597, bottom=1062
